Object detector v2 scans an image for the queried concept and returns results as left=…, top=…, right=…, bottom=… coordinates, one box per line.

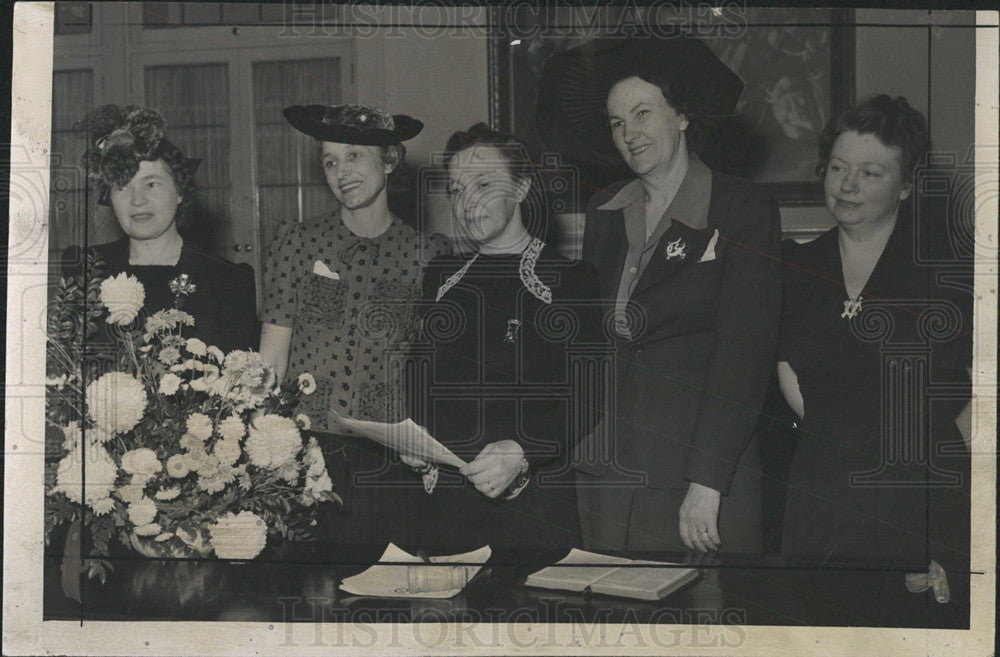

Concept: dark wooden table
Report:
left=44, top=546, right=969, bottom=628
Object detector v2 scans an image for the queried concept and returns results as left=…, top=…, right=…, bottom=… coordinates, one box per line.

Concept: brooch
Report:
left=664, top=237, right=688, bottom=261
left=504, top=319, right=522, bottom=343
left=842, top=296, right=863, bottom=319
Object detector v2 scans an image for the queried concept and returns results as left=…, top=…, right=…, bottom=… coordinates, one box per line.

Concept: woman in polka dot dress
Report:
left=260, top=104, right=449, bottom=549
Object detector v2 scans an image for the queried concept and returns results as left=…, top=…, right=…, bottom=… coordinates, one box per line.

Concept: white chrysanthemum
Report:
left=302, top=437, right=325, bottom=478
left=100, top=272, right=145, bottom=325
left=185, top=448, right=211, bottom=472
left=296, top=413, right=311, bottom=431
left=127, top=497, right=158, bottom=527
left=217, top=415, right=246, bottom=442
left=154, top=486, right=181, bottom=501
left=144, top=308, right=195, bottom=341
left=297, top=373, right=317, bottom=395
left=116, top=480, right=146, bottom=505
left=185, top=337, right=208, bottom=356
left=121, top=448, right=161, bottom=482
left=209, top=511, right=267, bottom=560
left=244, top=414, right=301, bottom=470
left=207, top=345, right=225, bottom=363
left=165, top=453, right=190, bottom=478
left=134, top=522, right=162, bottom=537
left=236, top=465, right=252, bottom=491
left=186, top=413, right=213, bottom=441
left=92, top=497, right=116, bottom=515
left=155, top=532, right=173, bottom=542
left=178, top=433, right=203, bottom=453
left=158, top=373, right=182, bottom=396
left=277, top=460, right=301, bottom=484
left=213, top=438, right=242, bottom=466
left=53, top=443, right=118, bottom=513
left=86, top=372, right=147, bottom=435
left=158, top=346, right=182, bottom=366
left=312, top=471, right=333, bottom=494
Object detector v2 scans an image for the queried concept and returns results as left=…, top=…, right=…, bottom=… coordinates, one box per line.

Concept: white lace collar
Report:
left=435, top=237, right=551, bottom=304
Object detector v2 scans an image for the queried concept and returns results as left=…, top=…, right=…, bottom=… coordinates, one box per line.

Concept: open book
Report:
left=524, top=549, right=700, bottom=601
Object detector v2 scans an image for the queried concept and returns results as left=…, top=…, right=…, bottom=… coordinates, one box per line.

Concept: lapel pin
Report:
left=504, top=319, right=522, bottom=343
left=664, top=237, right=688, bottom=261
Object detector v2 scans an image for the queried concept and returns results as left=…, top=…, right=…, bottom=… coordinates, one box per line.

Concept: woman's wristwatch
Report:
left=502, top=457, right=530, bottom=500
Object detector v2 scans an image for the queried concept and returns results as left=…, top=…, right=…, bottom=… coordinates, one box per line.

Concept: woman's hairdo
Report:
left=313, top=141, right=407, bottom=173
left=607, top=71, right=703, bottom=152
left=817, top=94, right=931, bottom=180
left=443, top=122, right=534, bottom=183
left=442, top=122, right=549, bottom=240
left=75, top=104, right=193, bottom=199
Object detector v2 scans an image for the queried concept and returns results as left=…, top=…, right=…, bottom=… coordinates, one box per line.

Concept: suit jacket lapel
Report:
left=631, top=221, right=712, bottom=299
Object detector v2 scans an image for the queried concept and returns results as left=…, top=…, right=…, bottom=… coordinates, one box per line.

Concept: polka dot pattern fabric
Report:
left=262, top=211, right=449, bottom=430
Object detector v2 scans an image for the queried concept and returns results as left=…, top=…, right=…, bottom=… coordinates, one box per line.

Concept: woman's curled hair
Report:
left=75, top=104, right=194, bottom=200
left=817, top=94, right=931, bottom=180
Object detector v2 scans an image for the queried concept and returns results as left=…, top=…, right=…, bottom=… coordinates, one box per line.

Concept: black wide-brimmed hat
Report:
left=536, top=35, right=744, bottom=167
left=283, top=104, right=423, bottom=145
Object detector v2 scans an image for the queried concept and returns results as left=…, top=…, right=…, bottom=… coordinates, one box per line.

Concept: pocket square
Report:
left=313, top=260, right=340, bottom=280
left=698, top=229, right=720, bottom=263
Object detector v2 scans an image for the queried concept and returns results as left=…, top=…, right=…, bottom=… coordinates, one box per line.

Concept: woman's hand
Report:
left=460, top=440, right=525, bottom=499
left=679, top=482, right=722, bottom=552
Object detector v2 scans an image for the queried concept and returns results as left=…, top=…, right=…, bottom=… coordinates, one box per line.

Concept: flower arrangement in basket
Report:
left=45, top=255, right=340, bottom=582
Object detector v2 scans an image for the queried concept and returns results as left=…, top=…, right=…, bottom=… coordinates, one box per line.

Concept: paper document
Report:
left=339, top=543, right=491, bottom=599
left=328, top=413, right=465, bottom=469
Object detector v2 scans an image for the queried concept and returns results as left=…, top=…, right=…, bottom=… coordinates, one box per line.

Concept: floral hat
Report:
left=536, top=35, right=744, bottom=167
left=75, top=104, right=201, bottom=206
left=283, top=104, right=423, bottom=145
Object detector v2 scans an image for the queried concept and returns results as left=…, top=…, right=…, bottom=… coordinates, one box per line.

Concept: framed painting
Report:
left=488, top=7, right=856, bottom=207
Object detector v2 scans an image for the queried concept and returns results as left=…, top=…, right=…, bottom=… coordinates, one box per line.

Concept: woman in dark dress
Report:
left=537, top=37, right=782, bottom=553
left=778, top=96, right=972, bottom=584
left=403, top=124, right=606, bottom=553
left=67, top=104, right=258, bottom=353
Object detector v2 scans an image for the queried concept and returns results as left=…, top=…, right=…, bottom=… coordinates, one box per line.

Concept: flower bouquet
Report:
left=45, top=255, right=339, bottom=582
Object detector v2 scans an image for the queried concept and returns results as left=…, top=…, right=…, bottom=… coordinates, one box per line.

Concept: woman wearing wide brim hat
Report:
left=538, top=35, right=782, bottom=554
left=259, top=104, right=450, bottom=550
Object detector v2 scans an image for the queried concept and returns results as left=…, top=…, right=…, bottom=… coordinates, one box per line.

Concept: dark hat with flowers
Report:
left=75, top=104, right=201, bottom=206
left=283, top=104, right=423, bottom=145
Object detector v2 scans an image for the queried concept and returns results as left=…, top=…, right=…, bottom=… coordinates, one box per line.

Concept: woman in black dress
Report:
left=778, top=96, right=972, bottom=582
left=404, top=124, right=606, bottom=552
left=67, top=104, right=258, bottom=353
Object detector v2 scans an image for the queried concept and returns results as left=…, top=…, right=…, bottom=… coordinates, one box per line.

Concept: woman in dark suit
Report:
left=778, top=96, right=971, bottom=587
left=539, top=37, right=782, bottom=553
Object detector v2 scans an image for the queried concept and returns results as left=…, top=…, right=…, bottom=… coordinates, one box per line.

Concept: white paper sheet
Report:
left=339, top=543, right=491, bottom=599
left=327, top=413, right=466, bottom=469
